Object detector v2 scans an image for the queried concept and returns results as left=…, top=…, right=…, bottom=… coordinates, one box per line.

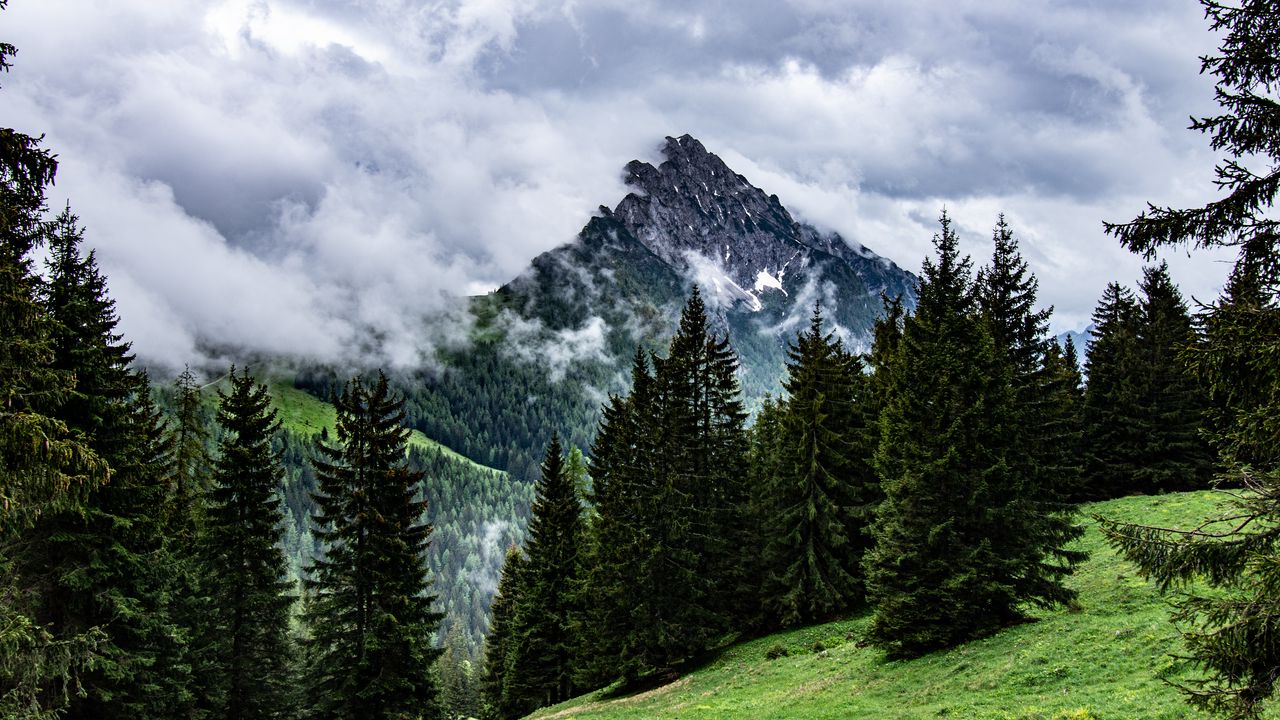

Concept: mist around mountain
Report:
left=234, top=134, right=922, bottom=659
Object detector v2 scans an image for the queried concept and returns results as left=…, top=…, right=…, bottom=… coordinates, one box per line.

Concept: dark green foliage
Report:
left=303, top=373, right=443, bottom=720
left=1083, top=267, right=1214, bottom=498
left=0, top=22, right=108, bottom=715
left=758, top=303, right=875, bottom=627
left=504, top=435, right=582, bottom=711
left=437, top=624, right=480, bottom=720
left=1100, top=1, right=1280, bottom=716
left=1082, top=282, right=1146, bottom=498
left=865, top=213, right=1083, bottom=658
left=1132, top=263, right=1215, bottom=491
left=200, top=368, right=296, bottom=719
left=572, top=290, right=752, bottom=685
left=568, top=357, right=648, bottom=690
left=13, top=206, right=189, bottom=719
left=975, top=217, right=1087, bottom=624
left=481, top=547, right=526, bottom=720
left=168, top=366, right=212, bottom=542
left=1040, top=337, right=1087, bottom=500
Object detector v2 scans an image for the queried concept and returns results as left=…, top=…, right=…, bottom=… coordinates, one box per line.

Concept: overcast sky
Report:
left=2, top=0, right=1236, bottom=369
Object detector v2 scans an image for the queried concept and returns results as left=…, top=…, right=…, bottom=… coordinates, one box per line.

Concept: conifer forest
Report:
left=2, top=0, right=1278, bottom=719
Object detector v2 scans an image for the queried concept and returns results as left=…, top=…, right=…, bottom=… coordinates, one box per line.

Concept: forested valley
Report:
left=3, top=1, right=1280, bottom=720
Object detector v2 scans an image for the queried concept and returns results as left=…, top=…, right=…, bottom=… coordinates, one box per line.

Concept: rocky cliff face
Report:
left=494, top=134, right=918, bottom=399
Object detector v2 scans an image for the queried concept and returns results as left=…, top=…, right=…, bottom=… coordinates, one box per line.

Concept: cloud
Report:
left=1, top=0, right=1238, bottom=368
left=498, top=312, right=611, bottom=382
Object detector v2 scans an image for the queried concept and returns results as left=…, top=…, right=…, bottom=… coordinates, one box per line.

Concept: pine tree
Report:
left=977, top=215, right=1055, bottom=491
left=16, top=208, right=188, bottom=719
left=168, top=366, right=211, bottom=541
left=201, top=368, right=295, bottom=719
left=976, top=217, right=1086, bottom=609
left=505, top=435, right=582, bottom=710
left=481, top=547, right=526, bottom=720
left=865, top=212, right=1082, bottom=657
left=1099, top=2, right=1280, bottom=715
left=1082, top=282, right=1145, bottom=498
left=0, top=23, right=110, bottom=715
left=1040, top=338, right=1087, bottom=500
left=570, top=353, right=650, bottom=689
left=572, top=292, right=751, bottom=687
left=1132, top=262, right=1214, bottom=491
left=633, top=289, right=750, bottom=672
left=759, top=303, right=873, bottom=627
left=304, top=372, right=443, bottom=720
left=437, top=623, right=480, bottom=720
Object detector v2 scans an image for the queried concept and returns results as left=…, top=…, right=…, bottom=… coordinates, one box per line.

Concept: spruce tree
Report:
left=1082, top=282, right=1145, bottom=498
left=505, top=435, right=582, bottom=710
left=481, top=547, right=526, bottom=720
left=0, top=24, right=108, bottom=714
left=976, top=217, right=1086, bottom=607
left=201, top=368, right=295, bottom=719
left=1099, top=2, right=1280, bottom=715
left=304, top=372, right=443, bottom=720
left=573, top=292, right=751, bottom=686
left=570, top=353, right=650, bottom=689
left=865, top=212, right=1082, bottom=657
left=437, top=623, right=479, bottom=720
left=1040, top=338, right=1087, bottom=500
left=1133, top=262, right=1214, bottom=491
left=633, top=289, right=750, bottom=672
left=168, top=366, right=212, bottom=541
left=760, top=303, right=873, bottom=627
left=19, top=208, right=188, bottom=719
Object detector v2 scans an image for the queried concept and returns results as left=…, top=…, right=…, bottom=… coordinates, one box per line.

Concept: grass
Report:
left=532, top=491, right=1269, bottom=720
left=264, top=378, right=506, bottom=477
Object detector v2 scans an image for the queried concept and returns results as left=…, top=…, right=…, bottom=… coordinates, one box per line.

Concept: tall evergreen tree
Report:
left=865, top=212, right=1083, bottom=657
left=505, top=435, right=582, bottom=711
left=976, top=217, right=1086, bottom=608
left=1040, top=337, right=1087, bottom=500
left=437, top=623, right=479, bottom=720
left=168, top=366, right=212, bottom=542
left=304, top=372, right=443, bottom=720
left=201, top=368, right=295, bottom=719
left=1133, top=262, right=1214, bottom=491
left=17, top=208, right=188, bottom=719
left=572, top=292, right=751, bottom=687
left=0, top=22, right=108, bottom=715
left=1082, top=282, right=1145, bottom=498
left=1100, top=2, right=1280, bottom=715
left=759, top=303, right=873, bottom=627
left=978, top=215, right=1059, bottom=494
left=481, top=547, right=525, bottom=720
left=570, top=352, right=651, bottom=689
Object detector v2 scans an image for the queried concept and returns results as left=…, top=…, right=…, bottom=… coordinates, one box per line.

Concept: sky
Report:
left=2, top=0, right=1237, bottom=370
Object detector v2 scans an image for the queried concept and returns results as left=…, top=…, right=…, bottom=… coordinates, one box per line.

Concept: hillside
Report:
left=266, top=379, right=505, bottom=474
left=532, top=492, right=1258, bottom=720
left=158, top=374, right=530, bottom=656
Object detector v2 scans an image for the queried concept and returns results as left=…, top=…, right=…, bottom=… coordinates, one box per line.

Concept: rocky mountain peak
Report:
left=613, top=135, right=810, bottom=299
left=610, top=134, right=909, bottom=313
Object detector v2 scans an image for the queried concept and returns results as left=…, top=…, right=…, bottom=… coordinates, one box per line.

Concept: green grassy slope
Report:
left=534, top=492, right=1266, bottom=720
left=266, top=380, right=505, bottom=475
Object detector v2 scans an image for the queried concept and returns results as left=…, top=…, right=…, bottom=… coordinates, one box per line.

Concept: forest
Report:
left=2, top=1, right=1279, bottom=720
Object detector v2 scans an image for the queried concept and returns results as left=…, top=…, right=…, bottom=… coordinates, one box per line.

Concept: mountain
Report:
left=493, top=133, right=917, bottom=399
left=1056, top=325, right=1094, bottom=358
left=283, top=134, right=919, bottom=656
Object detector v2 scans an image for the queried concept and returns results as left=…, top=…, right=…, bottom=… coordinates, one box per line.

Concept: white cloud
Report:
left=0, top=0, right=1238, bottom=368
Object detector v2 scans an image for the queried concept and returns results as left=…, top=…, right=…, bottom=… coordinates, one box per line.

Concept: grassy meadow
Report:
left=532, top=491, right=1263, bottom=720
